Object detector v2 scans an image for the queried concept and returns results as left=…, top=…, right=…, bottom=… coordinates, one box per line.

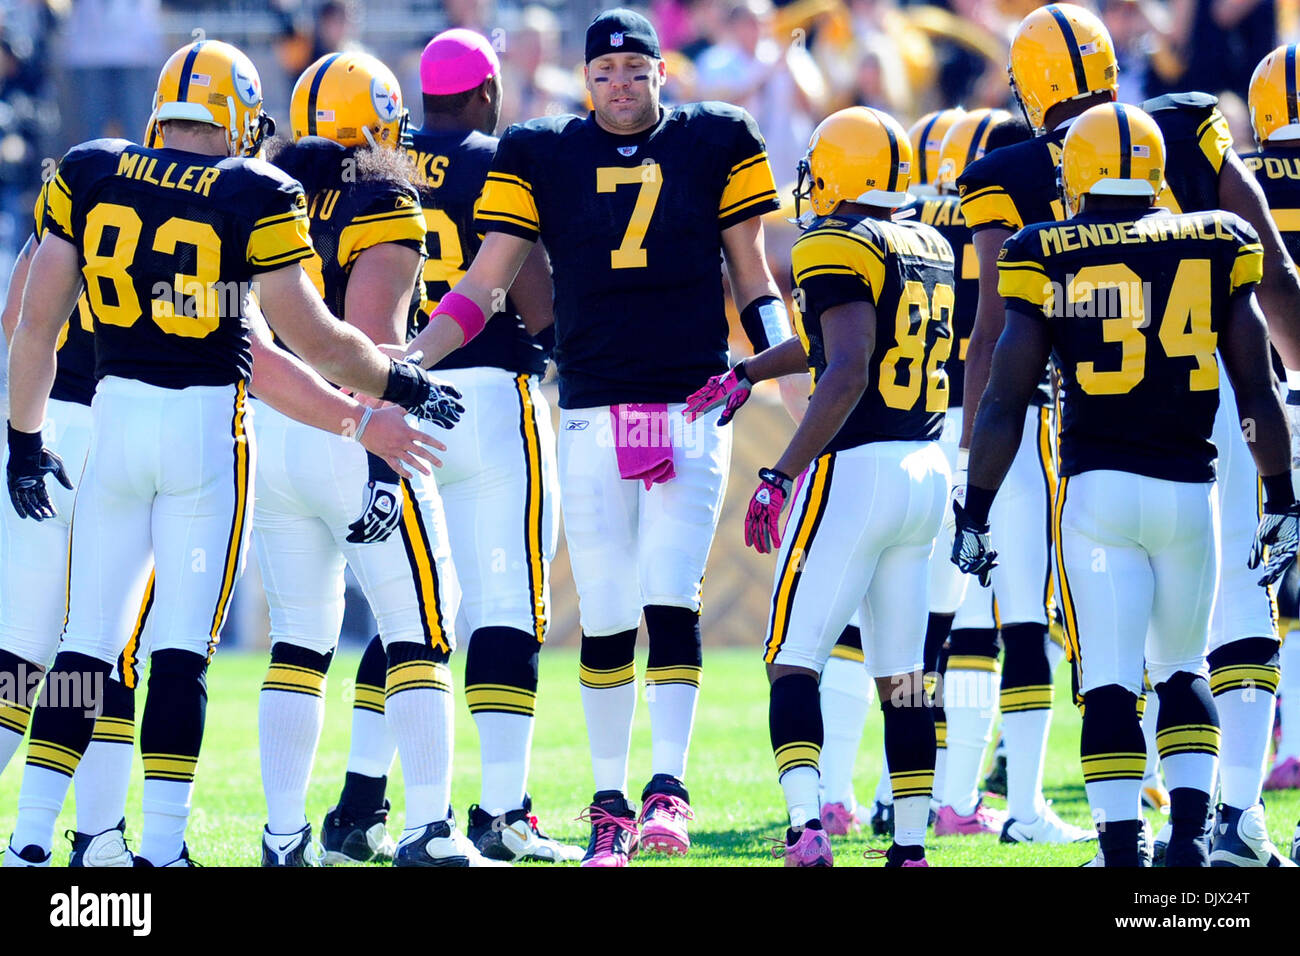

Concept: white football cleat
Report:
left=1209, top=804, right=1296, bottom=867
left=3, top=841, right=50, bottom=867
left=1001, top=806, right=1097, bottom=844
left=394, top=813, right=510, bottom=867
left=68, top=821, right=133, bottom=867
left=261, top=823, right=321, bottom=867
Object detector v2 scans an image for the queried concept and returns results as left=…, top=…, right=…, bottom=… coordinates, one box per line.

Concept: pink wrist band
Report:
left=435, top=292, right=486, bottom=344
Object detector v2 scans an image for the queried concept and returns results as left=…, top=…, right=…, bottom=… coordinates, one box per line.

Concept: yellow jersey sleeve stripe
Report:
left=247, top=213, right=314, bottom=269
left=486, top=171, right=534, bottom=193
left=960, top=185, right=1023, bottom=230
left=792, top=231, right=886, bottom=304
left=45, top=174, right=74, bottom=238
left=997, top=260, right=1053, bottom=309
left=336, top=208, right=426, bottom=269
left=1270, top=208, right=1300, bottom=232
left=479, top=175, right=540, bottom=233
left=719, top=153, right=779, bottom=219
left=1197, top=111, right=1232, bottom=174
left=1231, top=243, right=1264, bottom=293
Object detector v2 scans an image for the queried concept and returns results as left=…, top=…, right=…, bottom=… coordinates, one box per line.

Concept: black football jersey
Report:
left=1144, top=93, right=1232, bottom=216
left=407, top=127, right=548, bottom=376
left=791, top=213, right=956, bottom=453
left=895, top=194, right=976, bottom=405
left=475, top=102, right=780, bottom=408
left=998, top=208, right=1262, bottom=481
left=957, top=128, right=1068, bottom=234
left=1241, top=146, right=1300, bottom=263
left=32, top=180, right=96, bottom=406
left=272, top=138, right=425, bottom=325
left=42, top=138, right=313, bottom=388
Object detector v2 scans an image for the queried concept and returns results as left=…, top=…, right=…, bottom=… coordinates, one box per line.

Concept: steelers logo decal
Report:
left=371, top=76, right=400, bottom=125
left=231, top=54, right=262, bottom=107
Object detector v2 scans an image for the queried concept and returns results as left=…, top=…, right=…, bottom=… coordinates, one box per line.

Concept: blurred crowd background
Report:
left=0, top=0, right=1288, bottom=649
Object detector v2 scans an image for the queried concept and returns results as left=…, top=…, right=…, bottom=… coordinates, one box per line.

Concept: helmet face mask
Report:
left=798, top=107, right=913, bottom=222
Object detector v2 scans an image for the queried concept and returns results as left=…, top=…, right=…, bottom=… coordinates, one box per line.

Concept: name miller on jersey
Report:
left=113, top=151, right=222, bottom=197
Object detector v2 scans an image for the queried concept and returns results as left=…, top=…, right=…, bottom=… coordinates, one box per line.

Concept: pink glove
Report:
left=745, top=467, right=793, bottom=554
left=683, top=362, right=752, bottom=425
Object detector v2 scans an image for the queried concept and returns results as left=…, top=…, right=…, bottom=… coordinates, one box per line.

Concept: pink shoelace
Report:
left=577, top=806, right=638, bottom=855
left=641, top=793, right=694, bottom=825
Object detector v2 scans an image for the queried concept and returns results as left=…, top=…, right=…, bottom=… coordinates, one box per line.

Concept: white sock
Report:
left=74, top=740, right=134, bottom=834
left=647, top=681, right=698, bottom=779
left=140, top=778, right=192, bottom=864
left=581, top=682, right=636, bottom=794
left=781, top=766, right=821, bottom=827
left=1161, top=752, right=1218, bottom=800
left=1277, top=634, right=1300, bottom=761
left=942, top=667, right=999, bottom=814
left=818, top=656, right=873, bottom=806
left=475, top=711, right=533, bottom=815
left=11, top=765, right=69, bottom=852
left=874, top=752, right=893, bottom=806
left=1003, top=708, right=1051, bottom=821
left=1085, top=779, right=1141, bottom=829
left=259, top=688, right=323, bottom=834
left=346, top=703, right=396, bottom=779
left=387, top=670, right=454, bottom=829
left=1215, top=689, right=1274, bottom=808
left=893, top=796, right=929, bottom=846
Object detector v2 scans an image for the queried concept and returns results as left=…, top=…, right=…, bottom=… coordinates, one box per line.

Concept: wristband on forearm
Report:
left=349, top=406, right=374, bottom=444
left=739, top=294, right=792, bottom=352
left=1263, top=472, right=1295, bottom=511
left=434, top=291, right=486, bottom=344
left=963, top=485, right=996, bottom=525
left=7, top=424, right=41, bottom=456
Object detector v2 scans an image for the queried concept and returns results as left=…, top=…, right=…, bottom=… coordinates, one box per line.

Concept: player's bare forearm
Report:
left=406, top=231, right=535, bottom=368
left=960, top=227, right=1013, bottom=446
left=346, top=243, right=422, bottom=346
left=967, top=309, right=1050, bottom=492
left=1220, top=152, right=1300, bottom=368
left=777, top=373, right=811, bottom=425
left=510, top=241, right=555, bottom=335
left=9, top=235, right=81, bottom=432
left=1, top=234, right=36, bottom=344
left=772, top=362, right=865, bottom=478
left=256, top=263, right=391, bottom=397
left=1221, top=291, right=1293, bottom=479
left=722, top=215, right=781, bottom=318
left=744, top=336, right=809, bottom=384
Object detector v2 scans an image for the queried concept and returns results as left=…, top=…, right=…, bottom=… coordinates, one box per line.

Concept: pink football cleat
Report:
left=578, top=792, right=640, bottom=868
left=901, top=858, right=930, bottom=867
left=1264, top=756, right=1300, bottom=791
left=637, top=776, right=694, bottom=855
left=772, top=823, right=833, bottom=867
left=933, top=799, right=1007, bottom=836
left=820, top=801, right=861, bottom=836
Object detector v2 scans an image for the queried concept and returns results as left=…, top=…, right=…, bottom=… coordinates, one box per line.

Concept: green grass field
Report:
left=1, top=646, right=1296, bottom=867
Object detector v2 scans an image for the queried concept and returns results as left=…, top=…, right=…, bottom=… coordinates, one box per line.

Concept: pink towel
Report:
left=611, top=403, right=676, bottom=489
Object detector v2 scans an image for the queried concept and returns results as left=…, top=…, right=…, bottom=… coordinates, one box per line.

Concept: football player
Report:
left=252, top=51, right=499, bottom=867
left=958, top=102, right=1298, bottom=867
left=402, top=8, right=788, bottom=866
left=320, top=29, right=579, bottom=865
left=3, top=39, right=460, bottom=867
left=701, top=106, right=953, bottom=867
left=1239, top=43, right=1300, bottom=854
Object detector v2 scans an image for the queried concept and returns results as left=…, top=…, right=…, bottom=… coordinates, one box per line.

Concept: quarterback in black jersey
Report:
left=406, top=8, right=788, bottom=867
left=956, top=103, right=1297, bottom=868
left=696, top=107, right=954, bottom=867
left=2, top=40, right=457, bottom=869
left=321, top=28, right=580, bottom=866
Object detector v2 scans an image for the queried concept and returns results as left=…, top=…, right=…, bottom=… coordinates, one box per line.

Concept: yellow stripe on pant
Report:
left=396, top=480, right=450, bottom=654
left=514, top=374, right=547, bottom=643
left=765, top=454, right=834, bottom=664
left=208, top=380, right=251, bottom=661
left=465, top=682, right=537, bottom=716
left=119, top=570, right=155, bottom=690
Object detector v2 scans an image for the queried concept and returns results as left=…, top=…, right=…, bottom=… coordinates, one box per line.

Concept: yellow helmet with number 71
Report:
left=1009, top=3, right=1118, bottom=134
left=795, top=107, right=913, bottom=219
left=150, top=40, right=274, bottom=157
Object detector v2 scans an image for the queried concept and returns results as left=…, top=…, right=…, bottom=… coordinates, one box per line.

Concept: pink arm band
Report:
left=435, top=291, right=486, bottom=344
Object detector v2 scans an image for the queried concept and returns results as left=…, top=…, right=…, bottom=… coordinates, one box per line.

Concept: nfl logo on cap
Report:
left=611, top=31, right=624, bottom=46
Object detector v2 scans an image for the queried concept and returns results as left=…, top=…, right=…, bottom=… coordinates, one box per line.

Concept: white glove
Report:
left=943, top=448, right=969, bottom=537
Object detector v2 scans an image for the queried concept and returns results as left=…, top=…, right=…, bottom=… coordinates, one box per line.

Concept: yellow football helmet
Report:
left=1249, top=45, right=1300, bottom=145
left=1060, top=103, right=1165, bottom=216
left=290, top=52, right=409, bottom=149
left=150, top=40, right=272, bottom=157
left=1009, top=3, right=1118, bottom=134
left=935, top=108, right=1012, bottom=191
left=908, top=107, right=965, bottom=193
left=795, top=107, right=913, bottom=218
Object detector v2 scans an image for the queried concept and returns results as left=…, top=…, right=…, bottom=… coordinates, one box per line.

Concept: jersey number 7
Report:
left=596, top=164, right=662, bottom=269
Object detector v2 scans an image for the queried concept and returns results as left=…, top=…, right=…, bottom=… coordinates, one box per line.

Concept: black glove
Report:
left=950, top=499, right=997, bottom=587
left=346, top=453, right=403, bottom=544
left=381, top=354, right=465, bottom=429
left=7, top=424, right=72, bottom=521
